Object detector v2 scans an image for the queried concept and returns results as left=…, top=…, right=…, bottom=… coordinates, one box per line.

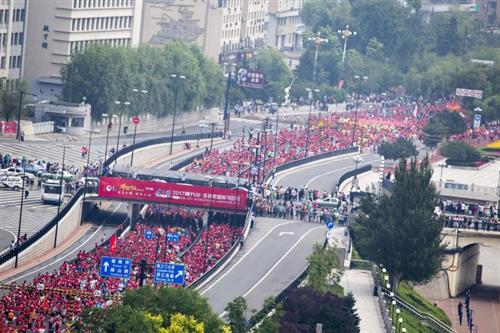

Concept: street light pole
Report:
left=16, top=91, right=37, bottom=141
left=81, top=127, right=94, bottom=226
left=203, top=178, right=214, bottom=273
left=338, top=25, right=357, bottom=64
left=169, top=74, right=186, bottom=155
left=57, top=145, right=67, bottom=215
left=223, top=63, right=235, bottom=138
left=351, top=75, right=367, bottom=147
left=307, top=32, right=328, bottom=83
left=304, top=88, right=319, bottom=158
left=210, top=122, right=215, bottom=151
left=131, top=89, right=148, bottom=166
left=114, top=100, right=131, bottom=152
left=14, top=168, right=26, bottom=268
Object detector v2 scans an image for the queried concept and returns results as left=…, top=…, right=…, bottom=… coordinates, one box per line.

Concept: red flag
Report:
left=109, top=234, right=117, bottom=254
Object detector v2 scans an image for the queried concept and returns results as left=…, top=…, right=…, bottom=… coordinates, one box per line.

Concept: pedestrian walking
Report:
left=457, top=301, right=463, bottom=325
left=24, top=189, right=29, bottom=199
left=464, top=289, right=470, bottom=310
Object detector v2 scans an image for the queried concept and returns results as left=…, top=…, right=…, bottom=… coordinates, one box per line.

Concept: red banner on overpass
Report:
left=98, top=176, right=247, bottom=211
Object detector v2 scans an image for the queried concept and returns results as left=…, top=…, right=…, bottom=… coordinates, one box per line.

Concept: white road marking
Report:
left=218, top=225, right=324, bottom=318
left=200, top=221, right=300, bottom=295
left=270, top=153, right=361, bottom=186
left=3, top=203, right=123, bottom=284
left=304, top=159, right=377, bottom=189
left=278, top=231, right=295, bottom=236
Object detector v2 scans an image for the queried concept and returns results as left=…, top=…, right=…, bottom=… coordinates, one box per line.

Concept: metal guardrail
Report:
left=336, top=164, right=372, bottom=189
left=0, top=187, right=93, bottom=266
left=103, top=131, right=223, bottom=168
left=188, top=203, right=254, bottom=289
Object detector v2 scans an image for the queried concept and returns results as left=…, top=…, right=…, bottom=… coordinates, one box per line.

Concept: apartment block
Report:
left=141, top=0, right=268, bottom=63
left=0, top=0, right=27, bottom=85
left=23, top=0, right=143, bottom=94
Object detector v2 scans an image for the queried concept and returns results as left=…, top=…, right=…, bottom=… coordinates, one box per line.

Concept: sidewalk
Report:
left=341, top=269, right=386, bottom=333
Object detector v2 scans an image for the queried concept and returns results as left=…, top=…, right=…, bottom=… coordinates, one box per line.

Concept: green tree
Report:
left=279, top=288, right=359, bottom=333
left=377, top=138, right=418, bottom=160
left=306, top=243, right=343, bottom=293
left=350, top=158, right=444, bottom=291
left=61, top=42, right=224, bottom=120
left=422, top=110, right=466, bottom=147
left=225, top=296, right=248, bottom=333
left=441, top=141, right=481, bottom=163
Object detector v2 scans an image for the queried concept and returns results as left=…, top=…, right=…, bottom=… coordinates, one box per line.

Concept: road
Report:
left=272, top=151, right=381, bottom=191
left=201, top=218, right=326, bottom=315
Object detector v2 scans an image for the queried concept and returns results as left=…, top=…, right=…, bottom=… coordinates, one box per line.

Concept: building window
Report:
left=0, top=56, right=4, bottom=69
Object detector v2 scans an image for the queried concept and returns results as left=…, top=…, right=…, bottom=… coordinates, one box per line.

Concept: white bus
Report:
left=41, top=179, right=64, bottom=204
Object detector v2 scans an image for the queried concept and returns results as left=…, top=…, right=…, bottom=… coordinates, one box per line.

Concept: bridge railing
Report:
left=103, top=131, right=223, bottom=168
left=0, top=187, right=92, bottom=266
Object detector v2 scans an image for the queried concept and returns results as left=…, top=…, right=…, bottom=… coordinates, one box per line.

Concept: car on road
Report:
left=24, top=164, right=45, bottom=177
left=316, top=196, right=340, bottom=209
left=41, top=170, right=75, bottom=181
left=0, top=176, right=26, bottom=190
left=0, top=166, right=23, bottom=176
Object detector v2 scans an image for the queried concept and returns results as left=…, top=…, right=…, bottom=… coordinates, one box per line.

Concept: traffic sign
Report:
left=473, top=114, right=481, bottom=129
left=326, top=221, right=334, bottom=229
left=132, top=116, right=140, bottom=125
left=99, top=256, right=131, bottom=279
left=144, top=229, right=154, bottom=240
left=251, top=166, right=257, bottom=175
left=154, top=262, right=185, bottom=285
left=166, top=232, right=180, bottom=243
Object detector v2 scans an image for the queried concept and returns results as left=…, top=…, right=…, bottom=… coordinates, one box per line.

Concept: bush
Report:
left=422, top=111, right=466, bottom=147
left=378, top=138, right=417, bottom=160
left=441, top=141, right=481, bottom=162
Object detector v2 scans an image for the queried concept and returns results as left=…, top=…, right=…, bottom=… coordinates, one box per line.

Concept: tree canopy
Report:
left=77, top=286, right=225, bottom=333
left=441, top=141, right=481, bottom=163
left=422, top=110, right=466, bottom=147
left=61, top=42, right=224, bottom=121
left=378, top=138, right=418, bottom=160
left=350, top=158, right=444, bottom=291
left=296, top=0, right=500, bottom=121
left=306, top=243, right=343, bottom=293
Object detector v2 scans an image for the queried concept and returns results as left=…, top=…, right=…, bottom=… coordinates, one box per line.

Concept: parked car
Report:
left=0, top=176, right=26, bottom=190
left=0, top=166, right=23, bottom=176
left=316, top=196, right=340, bottom=209
left=24, top=163, right=45, bottom=177
left=41, top=170, right=75, bottom=181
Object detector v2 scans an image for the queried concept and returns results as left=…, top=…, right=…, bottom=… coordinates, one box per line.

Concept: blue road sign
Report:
left=154, top=262, right=185, bottom=285
left=144, top=229, right=154, bottom=240
left=99, top=256, right=131, bottom=279
left=326, top=221, right=334, bottom=229
left=166, top=232, right=180, bottom=243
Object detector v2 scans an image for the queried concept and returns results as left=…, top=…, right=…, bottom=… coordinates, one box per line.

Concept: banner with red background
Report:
left=98, top=177, right=247, bottom=211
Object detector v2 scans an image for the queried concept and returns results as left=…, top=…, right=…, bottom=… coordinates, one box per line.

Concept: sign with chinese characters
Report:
left=98, top=176, right=247, bottom=211
left=456, top=88, right=483, bottom=99
left=99, top=256, right=131, bottom=279
left=144, top=229, right=154, bottom=240
left=236, top=68, right=265, bottom=89
left=154, top=262, right=185, bottom=285
left=41, top=24, right=49, bottom=49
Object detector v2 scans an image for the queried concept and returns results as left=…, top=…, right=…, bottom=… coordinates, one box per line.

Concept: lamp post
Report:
left=338, top=25, right=357, bottom=64
left=169, top=74, right=186, bottom=155
left=114, top=100, right=131, bottom=152
left=305, top=88, right=320, bottom=158
left=81, top=127, right=95, bottom=226
left=54, top=145, right=69, bottom=248
left=223, top=63, right=236, bottom=138
left=307, top=32, right=328, bottom=83
left=351, top=155, right=363, bottom=192
left=104, top=118, right=112, bottom=165
left=203, top=178, right=215, bottom=273
left=438, top=161, right=446, bottom=188
left=16, top=91, right=37, bottom=141
left=130, top=88, right=148, bottom=166
left=397, top=317, right=403, bottom=333
left=351, top=75, right=368, bottom=147
left=14, top=168, right=27, bottom=268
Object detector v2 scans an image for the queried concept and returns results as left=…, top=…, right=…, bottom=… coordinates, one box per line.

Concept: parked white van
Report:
left=0, top=176, right=25, bottom=190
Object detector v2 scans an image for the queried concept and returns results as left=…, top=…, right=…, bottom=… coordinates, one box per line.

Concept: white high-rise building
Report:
left=0, top=0, right=27, bottom=86
left=23, top=0, right=143, bottom=94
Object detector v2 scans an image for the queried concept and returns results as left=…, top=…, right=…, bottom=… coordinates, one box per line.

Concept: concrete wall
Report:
left=445, top=244, right=480, bottom=297
left=0, top=194, right=83, bottom=273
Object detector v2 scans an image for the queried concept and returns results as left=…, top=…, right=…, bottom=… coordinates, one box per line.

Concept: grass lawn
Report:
left=397, top=281, right=451, bottom=326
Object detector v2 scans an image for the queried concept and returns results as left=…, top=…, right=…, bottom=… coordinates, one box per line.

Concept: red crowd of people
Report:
left=0, top=208, right=242, bottom=332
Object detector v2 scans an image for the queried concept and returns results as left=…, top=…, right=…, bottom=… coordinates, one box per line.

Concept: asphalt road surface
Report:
left=201, top=218, right=326, bottom=315
left=272, top=152, right=381, bottom=191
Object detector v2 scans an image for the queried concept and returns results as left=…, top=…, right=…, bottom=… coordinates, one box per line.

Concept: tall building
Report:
left=140, top=0, right=268, bottom=63
left=23, top=0, right=143, bottom=94
left=266, top=0, right=306, bottom=68
left=0, top=0, right=27, bottom=86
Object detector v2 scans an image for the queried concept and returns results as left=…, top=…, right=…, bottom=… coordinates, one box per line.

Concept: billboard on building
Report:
left=98, top=176, right=248, bottom=211
left=236, top=68, right=265, bottom=89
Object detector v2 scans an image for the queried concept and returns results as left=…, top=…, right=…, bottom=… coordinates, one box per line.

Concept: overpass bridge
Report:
left=431, top=228, right=500, bottom=298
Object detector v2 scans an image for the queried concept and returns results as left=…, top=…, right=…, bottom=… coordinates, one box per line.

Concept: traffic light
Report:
left=123, top=126, right=128, bottom=134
